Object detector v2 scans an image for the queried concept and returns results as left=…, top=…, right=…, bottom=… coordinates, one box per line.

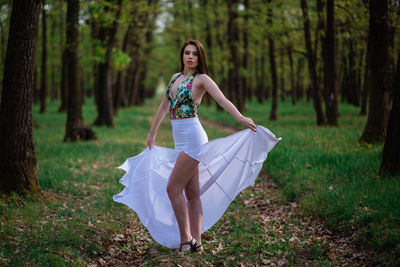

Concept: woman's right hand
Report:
left=147, top=133, right=155, bottom=149
left=238, top=116, right=257, bottom=132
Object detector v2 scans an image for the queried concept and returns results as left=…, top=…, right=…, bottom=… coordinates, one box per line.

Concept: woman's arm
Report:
left=147, top=95, right=169, bottom=148
left=199, top=74, right=257, bottom=131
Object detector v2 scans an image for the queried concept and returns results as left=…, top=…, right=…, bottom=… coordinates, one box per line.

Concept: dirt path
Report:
left=95, top=118, right=376, bottom=266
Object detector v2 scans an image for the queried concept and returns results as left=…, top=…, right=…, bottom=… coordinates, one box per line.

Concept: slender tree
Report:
left=241, top=0, right=250, bottom=104
left=0, top=0, right=42, bottom=194
left=227, top=0, right=243, bottom=112
left=360, top=32, right=371, bottom=115
left=380, top=53, right=400, bottom=175
left=323, top=0, right=338, bottom=125
left=301, top=0, right=326, bottom=125
left=359, top=0, right=391, bottom=143
left=287, top=46, right=296, bottom=105
left=39, top=1, right=47, bottom=113
left=64, top=0, right=96, bottom=141
left=93, top=0, right=123, bottom=126
left=214, top=0, right=228, bottom=111
left=268, top=1, right=278, bottom=121
left=113, top=21, right=132, bottom=114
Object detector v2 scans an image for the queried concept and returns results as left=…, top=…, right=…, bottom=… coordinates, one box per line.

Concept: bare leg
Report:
left=185, top=167, right=203, bottom=251
left=166, top=152, right=199, bottom=251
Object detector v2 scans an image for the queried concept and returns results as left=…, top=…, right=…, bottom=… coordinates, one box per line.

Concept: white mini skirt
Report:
left=113, top=118, right=281, bottom=248
left=171, top=117, right=208, bottom=159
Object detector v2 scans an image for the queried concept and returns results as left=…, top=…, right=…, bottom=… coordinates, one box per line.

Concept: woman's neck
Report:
left=183, top=67, right=196, bottom=76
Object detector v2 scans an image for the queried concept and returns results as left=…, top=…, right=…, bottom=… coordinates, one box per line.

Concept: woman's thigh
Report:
left=168, top=152, right=199, bottom=192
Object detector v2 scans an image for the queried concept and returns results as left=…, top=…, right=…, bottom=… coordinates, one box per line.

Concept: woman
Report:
left=113, top=40, right=281, bottom=253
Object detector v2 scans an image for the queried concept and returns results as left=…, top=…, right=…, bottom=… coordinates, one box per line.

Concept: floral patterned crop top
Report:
left=166, top=72, right=198, bottom=119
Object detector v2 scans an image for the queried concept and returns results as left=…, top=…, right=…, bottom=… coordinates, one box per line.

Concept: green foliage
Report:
left=111, top=48, right=131, bottom=70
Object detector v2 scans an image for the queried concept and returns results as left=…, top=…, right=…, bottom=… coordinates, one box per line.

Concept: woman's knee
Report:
left=166, top=182, right=181, bottom=198
left=185, top=186, right=200, bottom=201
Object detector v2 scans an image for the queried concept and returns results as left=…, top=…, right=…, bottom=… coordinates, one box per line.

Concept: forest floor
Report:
left=89, top=119, right=377, bottom=267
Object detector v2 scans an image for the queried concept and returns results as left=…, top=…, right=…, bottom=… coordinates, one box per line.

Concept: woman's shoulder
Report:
left=195, top=73, right=216, bottom=87
left=195, top=73, right=212, bottom=82
left=172, top=72, right=181, bottom=79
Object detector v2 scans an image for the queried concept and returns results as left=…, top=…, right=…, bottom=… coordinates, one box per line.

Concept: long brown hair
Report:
left=180, top=40, right=208, bottom=74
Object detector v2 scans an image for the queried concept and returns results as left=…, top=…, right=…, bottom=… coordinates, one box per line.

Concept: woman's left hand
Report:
left=238, top=116, right=257, bottom=132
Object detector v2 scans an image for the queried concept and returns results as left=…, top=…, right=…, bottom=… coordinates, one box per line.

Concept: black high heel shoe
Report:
left=178, top=238, right=203, bottom=253
left=179, top=238, right=195, bottom=252
left=190, top=240, right=203, bottom=254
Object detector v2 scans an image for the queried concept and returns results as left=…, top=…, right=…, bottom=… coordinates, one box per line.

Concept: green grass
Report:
left=200, top=98, right=400, bottom=263
left=0, top=95, right=398, bottom=265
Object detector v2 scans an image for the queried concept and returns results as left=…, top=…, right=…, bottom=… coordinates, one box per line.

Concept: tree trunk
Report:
left=93, top=0, right=122, bottom=126
left=323, top=0, right=338, bottom=126
left=88, top=17, right=100, bottom=106
left=268, top=2, right=278, bottom=120
left=64, top=0, right=96, bottom=142
left=287, top=46, right=296, bottom=105
left=380, top=53, right=400, bottom=175
left=359, top=0, right=391, bottom=143
left=227, top=0, right=243, bottom=112
left=50, top=13, right=58, bottom=101
left=296, top=56, right=305, bottom=99
left=0, top=0, right=42, bottom=194
left=360, top=33, right=371, bottom=115
left=39, top=1, right=47, bottom=113
left=241, top=0, right=249, bottom=105
left=113, top=23, right=131, bottom=115
left=301, top=0, right=326, bottom=125
left=348, top=39, right=360, bottom=106
left=138, top=0, right=159, bottom=101
left=360, top=34, right=372, bottom=115
left=58, top=48, right=68, bottom=112
left=268, top=37, right=278, bottom=120
left=279, top=52, right=285, bottom=102
left=255, top=47, right=264, bottom=104
left=214, top=0, right=226, bottom=111
left=200, top=0, right=212, bottom=105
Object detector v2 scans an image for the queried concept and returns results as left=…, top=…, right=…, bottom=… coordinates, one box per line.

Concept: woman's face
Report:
left=183, top=44, right=199, bottom=69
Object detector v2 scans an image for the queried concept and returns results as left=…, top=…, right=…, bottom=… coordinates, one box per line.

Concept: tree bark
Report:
left=39, top=1, right=47, bottom=113
left=113, top=23, right=131, bottom=114
left=241, top=0, right=249, bottom=105
left=0, top=0, right=42, bottom=194
left=58, top=48, right=68, bottom=112
left=93, top=0, right=122, bottom=126
left=359, top=0, right=391, bottom=143
left=200, top=0, right=212, bottom=105
left=360, top=33, right=371, bottom=115
left=64, top=0, right=96, bottom=142
left=301, top=0, right=326, bottom=125
left=287, top=46, right=296, bottom=105
left=323, top=0, right=338, bottom=126
left=268, top=37, right=278, bottom=120
left=279, top=53, right=285, bottom=102
left=227, top=0, right=243, bottom=112
left=50, top=11, right=58, bottom=101
left=214, top=0, right=227, bottom=111
left=255, top=46, right=265, bottom=104
left=268, top=2, right=278, bottom=120
left=380, top=53, right=400, bottom=175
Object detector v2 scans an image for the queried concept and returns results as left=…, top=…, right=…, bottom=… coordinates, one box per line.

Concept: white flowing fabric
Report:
left=113, top=124, right=281, bottom=248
